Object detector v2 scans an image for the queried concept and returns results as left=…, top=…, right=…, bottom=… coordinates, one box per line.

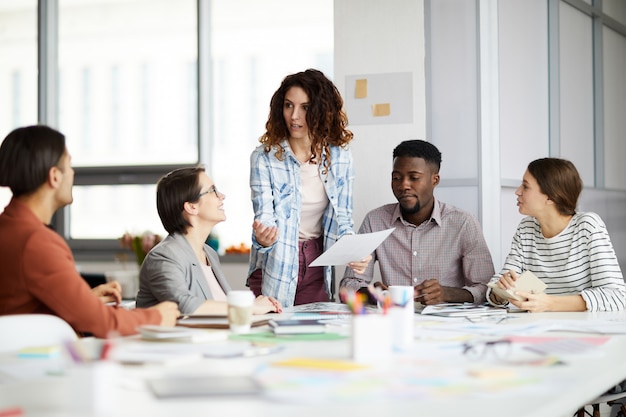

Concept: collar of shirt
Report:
left=392, top=198, right=443, bottom=228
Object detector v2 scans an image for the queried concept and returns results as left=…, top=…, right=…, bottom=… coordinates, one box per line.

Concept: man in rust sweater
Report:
left=0, top=125, right=179, bottom=338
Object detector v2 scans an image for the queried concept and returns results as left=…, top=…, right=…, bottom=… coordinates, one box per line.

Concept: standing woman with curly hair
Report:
left=247, top=69, right=370, bottom=307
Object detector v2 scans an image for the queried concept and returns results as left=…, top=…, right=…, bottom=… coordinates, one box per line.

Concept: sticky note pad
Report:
left=18, top=345, right=60, bottom=358
left=355, top=79, right=368, bottom=98
left=372, top=103, right=391, bottom=117
left=272, top=357, right=368, bottom=371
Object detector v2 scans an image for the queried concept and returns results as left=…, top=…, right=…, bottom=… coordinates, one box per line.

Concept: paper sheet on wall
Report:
left=308, top=228, right=395, bottom=267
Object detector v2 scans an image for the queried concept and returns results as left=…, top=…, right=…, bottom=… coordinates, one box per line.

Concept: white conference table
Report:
left=1, top=310, right=626, bottom=417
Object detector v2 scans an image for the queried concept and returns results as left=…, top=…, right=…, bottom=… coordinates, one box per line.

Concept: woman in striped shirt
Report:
left=488, top=158, right=625, bottom=312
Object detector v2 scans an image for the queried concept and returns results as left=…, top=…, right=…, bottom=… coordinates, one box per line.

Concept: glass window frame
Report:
left=38, top=0, right=206, bottom=262
left=38, top=0, right=334, bottom=262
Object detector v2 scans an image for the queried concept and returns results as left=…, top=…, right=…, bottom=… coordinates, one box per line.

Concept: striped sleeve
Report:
left=577, top=213, right=626, bottom=311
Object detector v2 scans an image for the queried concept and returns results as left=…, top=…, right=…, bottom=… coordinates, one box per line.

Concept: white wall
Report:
left=334, top=0, right=426, bottom=227
left=334, top=0, right=626, bottom=275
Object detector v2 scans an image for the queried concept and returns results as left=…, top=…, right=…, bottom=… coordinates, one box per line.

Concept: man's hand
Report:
left=92, top=281, right=122, bottom=305
left=414, top=279, right=443, bottom=305
left=414, top=279, right=473, bottom=305
left=150, top=301, right=180, bottom=326
left=348, top=254, right=373, bottom=275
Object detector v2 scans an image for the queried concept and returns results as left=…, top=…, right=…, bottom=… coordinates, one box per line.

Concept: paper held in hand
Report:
left=487, top=270, right=547, bottom=301
left=308, top=228, right=395, bottom=267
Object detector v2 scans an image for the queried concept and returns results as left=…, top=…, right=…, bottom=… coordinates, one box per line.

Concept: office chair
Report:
left=0, top=314, right=78, bottom=353
left=576, top=388, right=626, bottom=417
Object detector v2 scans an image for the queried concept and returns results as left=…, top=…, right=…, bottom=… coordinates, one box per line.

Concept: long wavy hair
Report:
left=260, top=69, right=353, bottom=173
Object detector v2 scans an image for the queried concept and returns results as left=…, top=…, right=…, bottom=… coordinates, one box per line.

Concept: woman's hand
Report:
left=510, top=292, right=552, bottom=312
left=253, top=295, right=282, bottom=314
left=92, top=281, right=122, bottom=305
left=497, top=270, right=519, bottom=290
left=488, top=270, right=518, bottom=305
left=348, top=254, right=372, bottom=275
left=253, top=220, right=279, bottom=247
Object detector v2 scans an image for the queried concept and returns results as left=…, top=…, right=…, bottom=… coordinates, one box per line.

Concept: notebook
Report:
left=487, top=270, right=547, bottom=301
left=268, top=319, right=327, bottom=335
left=148, top=375, right=263, bottom=398
left=176, top=315, right=270, bottom=329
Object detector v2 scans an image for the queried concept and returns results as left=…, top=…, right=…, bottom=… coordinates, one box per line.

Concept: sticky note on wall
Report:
left=372, top=103, right=391, bottom=117
left=355, top=79, right=368, bottom=98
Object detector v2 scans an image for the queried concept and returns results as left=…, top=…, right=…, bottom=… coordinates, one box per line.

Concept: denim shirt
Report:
left=247, top=139, right=355, bottom=307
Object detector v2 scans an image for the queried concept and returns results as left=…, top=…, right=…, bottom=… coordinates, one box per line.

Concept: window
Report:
left=207, top=0, right=333, bottom=250
left=8, top=0, right=332, bottom=260
left=56, top=0, right=198, bottom=247
left=0, top=0, right=38, bottom=213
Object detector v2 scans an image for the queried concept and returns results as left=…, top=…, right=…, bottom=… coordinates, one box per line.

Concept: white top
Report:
left=492, top=212, right=626, bottom=311
left=298, top=162, right=328, bottom=241
left=200, top=263, right=227, bottom=302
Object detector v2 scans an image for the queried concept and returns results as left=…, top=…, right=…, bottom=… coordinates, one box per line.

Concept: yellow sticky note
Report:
left=18, top=345, right=60, bottom=358
left=355, top=79, right=368, bottom=99
left=372, top=103, right=391, bottom=117
left=272, top=357, right=368, bottom=371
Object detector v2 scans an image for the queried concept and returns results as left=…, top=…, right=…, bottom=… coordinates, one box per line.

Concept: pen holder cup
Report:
left=67, top=361, right=120, bottom=415
left=351, top=314, right=392, bottom=366
left=388, top=306, right=414, bottom=351
left=388, top=286, right=415, bottom=350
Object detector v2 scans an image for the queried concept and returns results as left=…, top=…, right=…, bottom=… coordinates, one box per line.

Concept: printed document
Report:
left=308, top=228, right=395, bottom=267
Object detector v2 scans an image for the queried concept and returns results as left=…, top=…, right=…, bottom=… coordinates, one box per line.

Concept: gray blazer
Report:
left=136, top=233, right=232, bottom=314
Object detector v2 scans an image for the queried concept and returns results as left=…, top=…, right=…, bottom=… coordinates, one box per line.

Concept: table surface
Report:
left=1, top=309, right=626, bottom=417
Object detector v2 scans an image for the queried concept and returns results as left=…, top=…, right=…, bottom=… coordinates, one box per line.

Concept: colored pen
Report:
left=100, top=340, right=113, bottom=360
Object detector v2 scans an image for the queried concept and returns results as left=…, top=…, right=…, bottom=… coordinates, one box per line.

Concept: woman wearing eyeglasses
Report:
left=247, top=69, right=371, bottom=308
left=488, top=158, right=625, bottom=312
left=137, top=166, right=282, bottom=315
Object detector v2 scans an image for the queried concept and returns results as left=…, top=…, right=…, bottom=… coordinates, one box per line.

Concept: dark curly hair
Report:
left=260, top=69, right=353, bottom=173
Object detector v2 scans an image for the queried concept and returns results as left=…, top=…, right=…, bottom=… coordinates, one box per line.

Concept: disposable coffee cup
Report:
left=104, top=270, right=139, bottom=300
left=227, top=290, right=255, bottom=334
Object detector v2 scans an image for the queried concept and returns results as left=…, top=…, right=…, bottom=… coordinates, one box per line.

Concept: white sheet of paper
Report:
left=308, top=228, right=395, bottom=267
